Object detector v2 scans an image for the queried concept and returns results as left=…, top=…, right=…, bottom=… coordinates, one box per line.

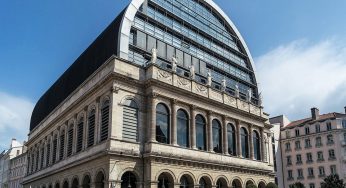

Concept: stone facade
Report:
left=23, top=59, right=275, bottom=188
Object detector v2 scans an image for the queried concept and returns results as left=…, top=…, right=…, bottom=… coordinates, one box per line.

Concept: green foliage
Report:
left=321, top=174, right=346, bottom=188
left=246, top=184, right=258, bottom=188
left=289, top=182, right=305, bottom=188
left=265, top=182, right=278, bottom=188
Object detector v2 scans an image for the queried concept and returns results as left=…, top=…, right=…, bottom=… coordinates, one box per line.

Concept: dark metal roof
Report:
left=30, top=9, right=126, bottom=131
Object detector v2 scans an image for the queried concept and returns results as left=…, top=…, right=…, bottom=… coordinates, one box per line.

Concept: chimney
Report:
left=311, top=107, right=319, bottom=120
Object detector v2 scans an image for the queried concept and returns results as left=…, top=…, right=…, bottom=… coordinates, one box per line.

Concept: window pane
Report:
left=177, top=110, right=189, bottom=147
left=196, top=115, right=206, bottom=150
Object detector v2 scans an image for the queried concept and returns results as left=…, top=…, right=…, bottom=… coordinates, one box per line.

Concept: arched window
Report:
left=122, top=99, right=139, bottom=142
left=121, top=172, right=137, bottom=188
left=87, top=108, right=96, bottom=147
left=241, top=127, right=249, bottom=158
left=51, top=139, right=56, bottom=164
left=196, top=115, right=206, bottom=151
left=76, top=116, right=84, bottom=153
left=216, top=178, right=227, bottom=188
left=46, top=140, right=51, bottom=166
left=156, top=103, right=170, bottom=144
left=158, top=173, right=173, bottom=188
left=95, top=171, right=105, bottom=188
left=199, top=178, right=207, bottom=188
left=212, top=120, right=222, bottom=153
left=100, top=99, right=110, bottom=142
left=177, top=109, right=189, bottom=147
left=180, top=175, right=192, bottom=188
left=67, top=125, right=74, bottom=157
left=72, top=178, right=79, bottom=188
left=253, top=130, right=261, bottom=160
left=59, top=130, right=65, bottom=160
left=40, top=146, right=44, bottom=169
left=63, top=181, right=69, bottom=188
left=82, top=175, right=91, bottom=188
left=55, top=183, right=60, bottom=188
left=227, top=124, right=236, bottom=155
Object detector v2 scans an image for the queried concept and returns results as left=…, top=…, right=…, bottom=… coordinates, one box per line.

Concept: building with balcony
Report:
left=278, top=107, right=346, bottom=188
left=22, top=0, right=275, bottom=188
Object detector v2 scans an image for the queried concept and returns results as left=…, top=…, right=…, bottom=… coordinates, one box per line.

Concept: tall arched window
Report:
left=156, top=103, right=170, bottom=144
left=177, top=109, right=189, bottom=147
left=212, top=120, right=222, bottom=153
left=87, top=108, right=96, bottom=147
left=100, top=99, right=110, bottom=142
left=52, top=135, right=57, bottom=163
left=46, top=140, right=51, bottom=166
left=227, top=124, right=236, bottom=155
left=76, top=116, right=84, bottom=153
left=59, top=130, right=65, bottom=160
left=67, top=124, right=74, bottom=157
left=241, top=127, right=249, bottom=158
left=253, top=130, right=261, bottom=160
left=122, top=99, right=139, bottom=142
left=196, top=115, right=206, bottom=151
left=40, top=146, right=44, bottom=169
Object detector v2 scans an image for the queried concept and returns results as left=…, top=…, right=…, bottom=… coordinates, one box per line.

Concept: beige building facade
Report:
left=23, top=0, right=275, bottom=188
left=279, top=108, right=346, bottom=188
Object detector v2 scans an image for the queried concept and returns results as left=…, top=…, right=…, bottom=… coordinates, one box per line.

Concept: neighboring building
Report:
left=278, top=107, right=346, bottom=188
left=270, top=115, right=291, bottom=188
left=23, top=0, right=275, bottom=188
left=0, top=139, right=26, bottom=188
left=9, top=148, right=27, bottom=188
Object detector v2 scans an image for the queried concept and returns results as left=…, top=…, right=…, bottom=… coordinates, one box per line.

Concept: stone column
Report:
left=207, top=111, right=213, bottom=152
left=190, top=105, right=197, bottom=149
left=249, top=125, right=254, bottom=160
left=223, top=116, right=228, bottom=155
left=171, top=99, right=177, bottom=146
left=260, top=128, right=265, bottom=162
left=149, top=93, right=157, bottom=143
left=235, top=120, right=242, bottom=157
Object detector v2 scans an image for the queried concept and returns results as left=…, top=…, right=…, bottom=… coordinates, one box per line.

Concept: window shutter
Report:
left=122, top=106, right=138, bottom=142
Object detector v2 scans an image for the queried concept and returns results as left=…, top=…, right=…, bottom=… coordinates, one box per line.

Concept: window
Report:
left=196, top=115, right=206, bottom=150
left=344, top=133, right=346, bottom=141
left=319, top=166, right=325, bottom=176
left=67, top=125, right=74, bottom=157
left=296, top=154, right=302, bottom=164
left=59, top=130, right=65, bottom=160
left=177, top=109, right=189, bottom=147
left=295, top=129, right=300, bottom=136
left=52, top=136, right=57, bottom=164
left=295, top=141, right=301, bottom=150
left=227, top=124, right=236, bottom=155
left=46, top=140, right=51, bottom=166
left=286, top=130, right=291, bottom=138
left=297, top=169, right=304, bottom=179
left=327, top=135, right=334, bottom=144
left=100, top=99, right=110, bottom=142
left=156, top=103, right=170, bottom=144
left=122, top=99, right=139, bottom=142
left=308, top=168, right=314, bottom=177
left=307, top=153, right=313, bottom=163
left=330, top=165, right=337, bottom=175
left=342, top=120, right=346, bottom=129
left=287, top=156, right=292, bottom=165
left=328, top=149, right=335, bottom=159
left=241, top=127, right=249, bottom=158
left=305, top=139, right=311, bottom=148
left=40, top=147, right=44, bottom=169
left=76, top=117, right=84, bottom=153
left=253, top=130, right=261, bottom=160
left=136, top=30, right=146, bottom=49
left=212, top=120, right=222, bottom=153
left=317, top=151, right=324, bottom=161
left=305, top=127, right=310, bottom=135
left=327, top=122, right=332, bottom=131
left=288, top=170, right=293, bottom=180
left=87, top=109, right=96, bottom=147
left=315, top=124, right=320, bottom=133
left=309, top=183, right=315, bottom=188
left=286, top=142, right=291, bottom=151
left=316, top=137, right=322, bottom=147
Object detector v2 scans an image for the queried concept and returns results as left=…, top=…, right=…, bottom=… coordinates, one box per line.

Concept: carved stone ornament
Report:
left=226, top=95, right=237, bottom=107
left=157, top=69, right=172, bottom=84
left=177, top=77, right=190, bottom=90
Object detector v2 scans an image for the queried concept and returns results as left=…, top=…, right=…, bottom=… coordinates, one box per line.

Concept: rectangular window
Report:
left=305, top=139, right=311, bottom=148
left=157, top=40, right=166, bottom=58
left=307, top=153, right=313, bottom=163
left=319, top=166, right=325, bottom=176
left=305, top=127, right=310, bottom=135
left=330, top=165, right=337, bottom=175
left=192, top=57, right=200, bottom=73
left=309, top=183, right=315, bottom=188
left=287, top=156, right=292, bottom=165
left=176, top=49, right=184, bottom=66
left=167, top=45, right=175, bottom=60
left=315, top=124, right=320, bottom=133
left=286, top=130, right=291, bottom=138
left=295, top=141, right=301, bottom=150
left=342, top=120, right=346, bottom=128
left=183, top=53, right=192, bottom=68
left=295, top=129, right=300, bottom=136
left=317, top=151, right=324, bottom=161
left=327, top=122, right=332, bottom=131
left=308, top=168, right=314, bottom=177
left=296, top=154, right=302, bottom=164
left=316, top=137, right=322, bottom=147
left=327, top=135, right=334, bottom=144
left=328, top=149, right=335, bottom=159
left=136, top=31, right=147, bottom=50
left=286, top=142, right=291, bottom=151
left=298, top=169, right=304, bottom=179
left=147, top=35, right=157, bottom=52
left=288, top=170, right=293, bottom=179
left=199, top=60, right=207, bottom=75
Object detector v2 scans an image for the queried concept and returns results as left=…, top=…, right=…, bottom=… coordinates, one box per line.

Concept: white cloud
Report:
left=255, top=38, right=346, bottom=120
left=0, top=92, right=34, bottom=150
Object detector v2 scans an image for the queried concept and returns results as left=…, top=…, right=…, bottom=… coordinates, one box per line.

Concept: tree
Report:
left=246, top=184, right=258, bottom=188
left=321, top=174, right=346, bottom=188
left=266, top=182, right=278, bottom=188
left=289, top=182, right=305, bottom=188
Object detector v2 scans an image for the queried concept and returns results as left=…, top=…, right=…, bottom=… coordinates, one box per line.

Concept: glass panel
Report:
left=212, top=120, right=222, bottom=153
left=177, top=110, right=189, bottom=147
left=156, top=104, right=170, bottom=144
left=196, top=115, right=206, bottom=150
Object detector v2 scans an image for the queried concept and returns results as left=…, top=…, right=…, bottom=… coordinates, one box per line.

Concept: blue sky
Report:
left=1, top=0, right=346, bottom=150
